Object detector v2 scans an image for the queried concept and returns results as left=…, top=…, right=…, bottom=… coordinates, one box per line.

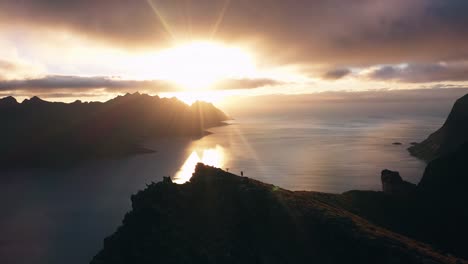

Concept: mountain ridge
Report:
left=0, top=93, right=229, bottom=168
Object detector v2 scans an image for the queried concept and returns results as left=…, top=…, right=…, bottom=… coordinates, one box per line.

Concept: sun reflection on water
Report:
left=173, top=145, right=225, bottom=184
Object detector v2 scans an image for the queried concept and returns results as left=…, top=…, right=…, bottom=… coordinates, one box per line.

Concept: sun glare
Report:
left=150, top=41, right=255, bottom=90
left=172, top=145, right=226, bottom=184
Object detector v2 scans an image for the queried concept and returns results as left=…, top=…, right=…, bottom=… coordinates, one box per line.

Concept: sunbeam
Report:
left=146, top=0, right=177, bottom=42
left=210, top=0, right=231, bottom=40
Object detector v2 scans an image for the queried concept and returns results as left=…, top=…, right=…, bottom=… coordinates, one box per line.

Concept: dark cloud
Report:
left=367, top=62, right=468, bottom=83
left=0, top=75, right=178, bottom=92
left=0, top=75, right=280, bottom=95
left=322, top=68, right=351, bottom=80
left=1, top=0, right=468, bottom=66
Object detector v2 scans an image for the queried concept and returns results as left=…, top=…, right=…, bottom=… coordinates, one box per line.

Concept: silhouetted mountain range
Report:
left=0, top=93, right=228, bottom=168
left=409, top=94, right=468, bottom=161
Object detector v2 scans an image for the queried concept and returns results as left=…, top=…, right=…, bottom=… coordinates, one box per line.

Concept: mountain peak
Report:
left=0, top=96, right=18, bottom=106
left=23, top=96, right=46, bottom=105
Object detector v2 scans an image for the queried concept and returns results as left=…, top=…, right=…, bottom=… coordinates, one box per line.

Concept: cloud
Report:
left=322, top=68, right=351, bottom=80
left=1, top=0, right=468, bottom=66
left=367, top=62, right=468, bottom=83
left=0, top=75, right=281, bottom=96
left=215, top=78, right=283, bottom=90
left=0, top=75, right=178, bottom=92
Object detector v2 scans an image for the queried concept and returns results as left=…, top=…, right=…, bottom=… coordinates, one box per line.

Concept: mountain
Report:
left=0, top=93, right=228, bottom=168
left=90, top=164, right=463, bottom=264
left=0, top=96, right=18, bottom=107
left=408, top=94, right=468, bottom=161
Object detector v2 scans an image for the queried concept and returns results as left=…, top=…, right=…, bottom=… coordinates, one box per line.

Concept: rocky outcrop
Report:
left=381, top=169, right=416, bottom=195
left=91, top=164, right=460, bottom=264
left=408, top=94, right=468, bottom=161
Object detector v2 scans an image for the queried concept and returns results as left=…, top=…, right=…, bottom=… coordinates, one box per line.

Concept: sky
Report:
left=0, top=0, right=468, bottom=103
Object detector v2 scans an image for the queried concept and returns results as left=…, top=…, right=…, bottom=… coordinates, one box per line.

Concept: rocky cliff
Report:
left=408, top=94, right=468, bottom=161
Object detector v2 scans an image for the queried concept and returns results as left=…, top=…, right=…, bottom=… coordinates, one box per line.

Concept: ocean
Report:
left=174, top=115, right=440, bottom=193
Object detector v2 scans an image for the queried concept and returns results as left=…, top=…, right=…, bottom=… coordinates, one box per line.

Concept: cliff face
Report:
left=91, top=164, right=459, bottom=264
left=0, top=93, right=228, bottom=168
left=408, top=94, right=468, bottom=161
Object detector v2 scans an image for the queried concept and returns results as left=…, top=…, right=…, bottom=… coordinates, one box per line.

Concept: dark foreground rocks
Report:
left=91, top=164, right=462, bottom=264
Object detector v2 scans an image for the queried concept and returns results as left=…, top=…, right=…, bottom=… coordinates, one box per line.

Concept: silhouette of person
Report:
left=241, top=171, right=244, bottom=176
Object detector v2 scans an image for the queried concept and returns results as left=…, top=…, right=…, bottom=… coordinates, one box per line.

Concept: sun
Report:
left=150, top=41, right=255, bottom=90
